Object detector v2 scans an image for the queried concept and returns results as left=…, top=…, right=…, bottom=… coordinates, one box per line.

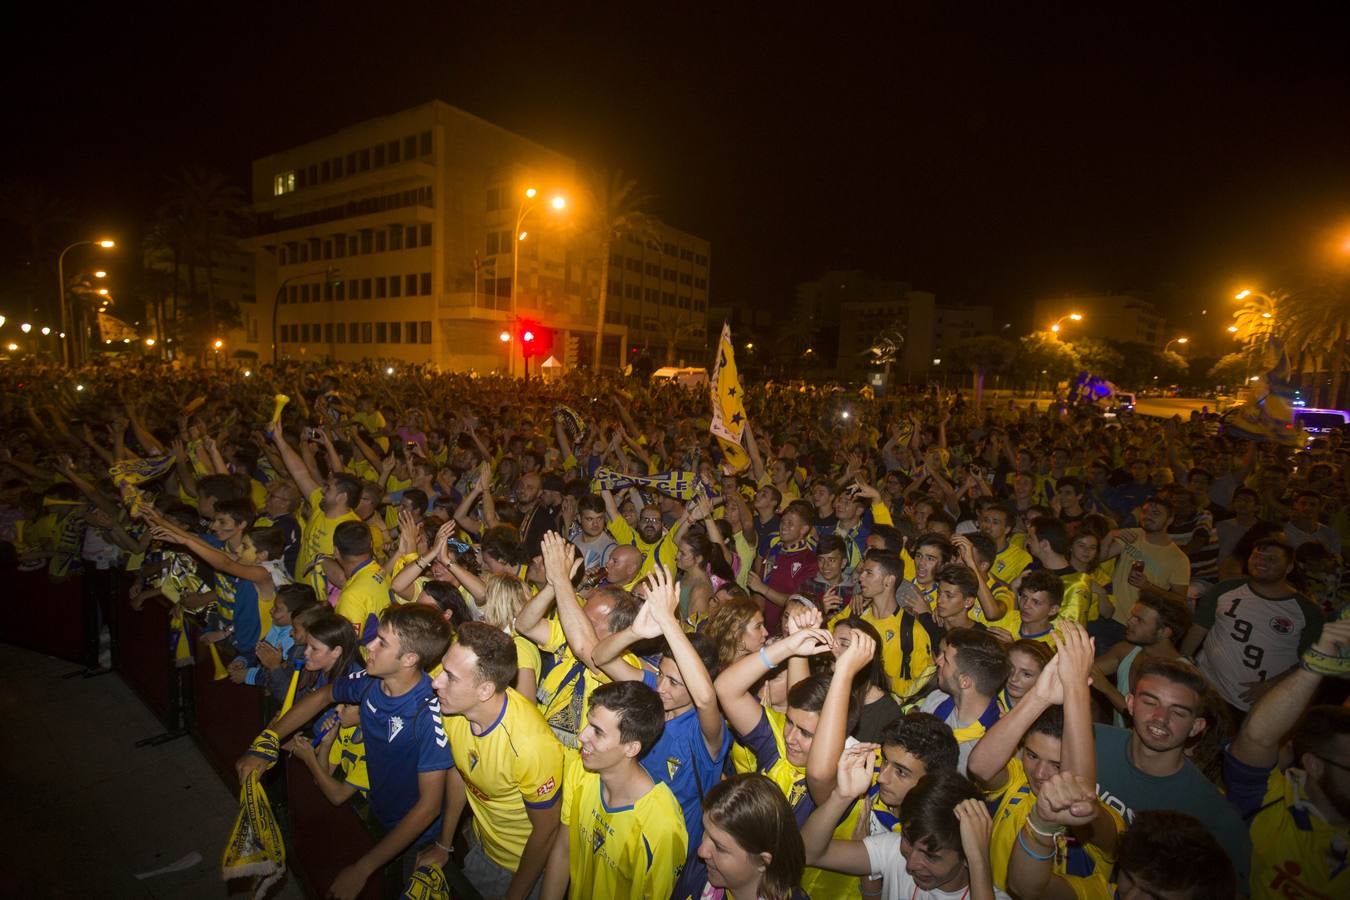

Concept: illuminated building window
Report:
left=273, top=171, right=295, bottom=196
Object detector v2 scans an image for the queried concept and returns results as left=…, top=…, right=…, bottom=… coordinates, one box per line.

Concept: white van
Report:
left=651, top=367, right=709, bottom=388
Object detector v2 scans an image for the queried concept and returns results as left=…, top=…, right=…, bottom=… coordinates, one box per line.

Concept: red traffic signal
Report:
left=518, top=321, right=553, bottom=359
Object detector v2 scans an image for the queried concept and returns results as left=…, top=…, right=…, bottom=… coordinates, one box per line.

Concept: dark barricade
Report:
left=2, top=569, right=90, bottom=664
left=283, top=755, right=385, bottom=899
left=189, top=628, right=268, bottom=792
left=114, top=596, right=175, bottom=726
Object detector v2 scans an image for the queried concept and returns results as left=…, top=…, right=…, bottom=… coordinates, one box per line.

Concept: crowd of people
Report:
left=2, top=357, right=1347, bottom=900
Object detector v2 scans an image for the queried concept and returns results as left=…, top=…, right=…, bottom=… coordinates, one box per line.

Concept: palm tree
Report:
left=1281, top=281, right=1350, bottom=407
left=159, top=167, right=249, bottom=343
left=578, top=170, right=656, bottom=370
left=948, top=335, right=1016, bottom=408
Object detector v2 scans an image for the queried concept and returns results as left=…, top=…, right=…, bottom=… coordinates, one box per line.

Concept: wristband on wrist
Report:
left=759, top=647, right=775, bottom=670
left=1016, top=831, right=1056, bottom=861
left=434, top=840, right=452, bottom=855
left=1025, top=814, right=1066, bottom=840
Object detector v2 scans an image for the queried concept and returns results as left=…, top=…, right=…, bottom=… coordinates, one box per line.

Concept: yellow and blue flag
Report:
left=710, top=322, right=750, bottom=471
left=592, top=466, right=703, bottom=502
left=1221, top=337, right=1299, bottom=446
left=108, top=454, right=175, bottom=486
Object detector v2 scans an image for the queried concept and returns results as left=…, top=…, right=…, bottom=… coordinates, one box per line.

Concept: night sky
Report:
left=6, top=3, right=1349, bottom=328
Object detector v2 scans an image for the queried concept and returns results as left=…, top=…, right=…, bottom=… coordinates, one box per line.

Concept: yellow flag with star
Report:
left=710, top=322, right=750, bottom=472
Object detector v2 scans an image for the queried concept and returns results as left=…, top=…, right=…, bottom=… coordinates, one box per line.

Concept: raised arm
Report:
left=801, top=743, right=876, bottom=876
left=1230, top=619, right=1350, bottom=768
left=714, top=626, right=832, bottom=737
left=317, top=428, right=347, bottom=475
left=806, top=628, right=872, bottom=803
left=271, top=426, right=322, bottom=498
left=1053, top=621, right=1098, bottom=787
left=967, top=653, right=1062, bottom=788
left=649, top=565, right=725, bottom=755
left=146, top=519, right=273, bottom=587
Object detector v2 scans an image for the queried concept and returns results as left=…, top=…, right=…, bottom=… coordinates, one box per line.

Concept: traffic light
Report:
left=519, top=321, right=553, bottom=359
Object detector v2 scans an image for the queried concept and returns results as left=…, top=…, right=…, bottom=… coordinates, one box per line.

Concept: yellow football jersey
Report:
left=972, top=578, right=1019, bottom=632
left=988, top=757, right=1121, bottom=892
left=831, top=606, right=934, bottom=701
left=297, top=487, right=360, bottom=595
left=990, top=534, right=1033, bottom=585
left=1249, top=767, right=1350, bottom=900
left=560, top=752, right=687, bottom=900
left=444, top=689, right=564, bottom=870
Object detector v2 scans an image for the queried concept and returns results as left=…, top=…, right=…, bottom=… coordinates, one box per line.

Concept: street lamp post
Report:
left=1048, top=312, right=1083, bottom=338
left=509, top=188, right=565, bottom=377
left=271, top=267, right=340, bottom=365
left=57, top=239, right=115, bottom=367
left=1163, top=337, right=1189, bottom=354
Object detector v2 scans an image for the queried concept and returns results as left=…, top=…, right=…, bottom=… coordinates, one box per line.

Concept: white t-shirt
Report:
left=863, top=831, right=1011, bottom=900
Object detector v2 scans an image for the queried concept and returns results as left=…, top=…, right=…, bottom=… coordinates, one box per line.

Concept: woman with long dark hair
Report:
left=695, top=773, right=806, bottom=900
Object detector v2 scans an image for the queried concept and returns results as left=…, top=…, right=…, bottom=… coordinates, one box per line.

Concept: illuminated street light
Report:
left=58, top=238, right=116, bottom=366
left=243, top=369, right=252, bottom=377
left=511, top=185, right=570, bottom=375
left=385, top=366, right=395, bottom=375
left=94, top=271, right=107, bottom=278
left=5, top=343, right=17, bottom=352
left=1235, top=290, right=1251, bottom=300
left=1262, top=312, right=1272, bottom=319
left=213, top=339, right=224, bottom=350
left=1164, top=337, right=1189, bottom=353
left=20, top=323, right=31, bottom=333
left=97, top=288, right=109, bottom=296
left=144, top=338, right=156, bottom=347
left=1048, top=312, right=1083, bottom=336
left=1227, top=325, right=1239, bottom=333
left=499, top=331, right=511, bottom=342
left=76, top=384, right=85, bottom=391
left=41, top=327, right=51, bottom=336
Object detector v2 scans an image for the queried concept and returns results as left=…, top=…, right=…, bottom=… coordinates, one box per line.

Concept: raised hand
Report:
left=835, top=742, right=878, bottom=800
left=1033, top=772, right=1099, bottom=827
left=955, top=798, right=994, bottom=862
left=783, top=605, right=823, bottom=636
left=781, top=626, right=834, bottom=659
left=1029, top=648, right=1066, bottom=706
left=1052, top=620, right=1095, bottom=692
left=836, top=628, right=876, bottom=677
left=540, top=531, right=577, bottom=586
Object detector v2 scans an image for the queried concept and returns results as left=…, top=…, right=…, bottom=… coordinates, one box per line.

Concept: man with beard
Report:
left=601, top=489, right=680, bottom=583
left=1092, top=656, right=1251, bottom=891
left=516, top=472, right=561, bottom=559
left=1183, top=537, right=1324, bottom=718
left=1097, top=496, right=1190, bottom=649
left=1090, top=594, right=1190, bottom=727
left=1224, top=618, right=1350, bottom=900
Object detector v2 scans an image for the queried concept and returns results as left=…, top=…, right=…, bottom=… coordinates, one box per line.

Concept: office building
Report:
left=246, top=101, right=710, bottom=373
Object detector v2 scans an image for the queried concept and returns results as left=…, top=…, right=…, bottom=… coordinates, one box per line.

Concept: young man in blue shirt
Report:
left=237, top=604, right=452, bottom=899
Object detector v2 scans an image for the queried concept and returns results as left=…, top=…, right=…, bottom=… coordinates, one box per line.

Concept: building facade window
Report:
left=273, top=171, right=296, bottom=196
